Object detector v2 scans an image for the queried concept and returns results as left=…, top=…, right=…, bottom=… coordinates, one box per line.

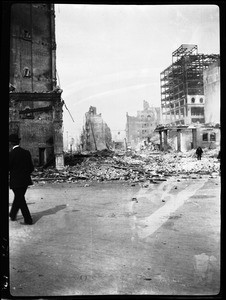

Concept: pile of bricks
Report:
left=32, top=149, right=220, bottom=184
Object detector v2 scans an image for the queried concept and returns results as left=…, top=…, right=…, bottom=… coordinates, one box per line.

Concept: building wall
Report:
left=10, top=3, right=56, bottom=92
left=158, top=125, right=220, bottom=152
left=126, top=115, right=139, bottom=147
left=203, top=60, right=220, bottom=124
left=19, top=120, right=54, bottom=165
left=9, top=92, right=63, bottom=167
left=196, top=127, right=220, bottom=149
left=162, top=129, right=193, bottom=152
left=9, top=3, right=64, bottom=169
left=126, top=101, right=160, bottom=148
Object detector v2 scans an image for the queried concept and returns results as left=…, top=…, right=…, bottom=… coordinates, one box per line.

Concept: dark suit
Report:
left=9, top=146, right=34, bottom=223
left=196, top=147, right=203, bottom=160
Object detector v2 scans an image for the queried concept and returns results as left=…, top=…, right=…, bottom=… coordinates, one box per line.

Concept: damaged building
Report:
left=156, top=44, right=220, bottom=151
left=112, top=130, right=127, bottom=151
left=9, top=3, right=64, bottom=169
left=126, top=100, right=160, bottom=149
left=203, top=59, right=220, bottom=125
left=80, top=106, right=112, bottom=151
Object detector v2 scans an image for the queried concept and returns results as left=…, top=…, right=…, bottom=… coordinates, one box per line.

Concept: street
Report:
left=9, top=173, right=220, bottom=296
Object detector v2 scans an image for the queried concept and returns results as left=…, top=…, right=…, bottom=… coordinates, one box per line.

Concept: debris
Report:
left=32, top=148, right=220, bottom=184
left=143, top=182, right=149, bottom=188
left=132, top=197, right=138, bottom=202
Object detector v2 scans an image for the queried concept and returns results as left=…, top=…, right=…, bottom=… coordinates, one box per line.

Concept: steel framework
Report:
left=160, top=44, right=219, bottom=124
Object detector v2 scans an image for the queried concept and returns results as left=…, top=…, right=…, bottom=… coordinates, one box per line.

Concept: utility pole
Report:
left=66, top=131, right=68, bottom=151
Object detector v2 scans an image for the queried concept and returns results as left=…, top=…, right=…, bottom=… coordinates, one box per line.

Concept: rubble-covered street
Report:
left=32, top=148, right=220, bottom=184
left=9, top=149, right=220, bottom=296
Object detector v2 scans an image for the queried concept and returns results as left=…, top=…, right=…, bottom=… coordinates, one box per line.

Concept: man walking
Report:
left=9, top=134, right=34, bottom=225
left=196, top=146, right=203, bottom=160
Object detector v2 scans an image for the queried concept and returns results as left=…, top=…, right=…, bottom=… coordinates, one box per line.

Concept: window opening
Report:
left=202, top=133, right=208, bottom=141
left=210, top=133, right=216, bottom=141
left=23, top=67, right=31, bottom=77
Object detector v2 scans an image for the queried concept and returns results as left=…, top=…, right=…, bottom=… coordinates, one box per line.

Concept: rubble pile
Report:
left=32, top=149, right=220, bottom=184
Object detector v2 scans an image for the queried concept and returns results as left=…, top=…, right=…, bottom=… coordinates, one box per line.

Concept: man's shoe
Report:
left=10, top=217, right=16, bottom=221
left=20, top=221, right=33, bottom=225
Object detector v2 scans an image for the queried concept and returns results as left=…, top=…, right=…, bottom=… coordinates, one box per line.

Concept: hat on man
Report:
left=9, top=134, right=21, bottom=144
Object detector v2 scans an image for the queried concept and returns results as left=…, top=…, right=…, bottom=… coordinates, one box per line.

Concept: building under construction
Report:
left=157, top=44, right=220, bottom=152
left=160, top=44, right=219, bottom=125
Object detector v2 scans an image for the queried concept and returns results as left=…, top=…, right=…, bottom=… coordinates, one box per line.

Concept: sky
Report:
left=54, top=4, right=220, bottom=149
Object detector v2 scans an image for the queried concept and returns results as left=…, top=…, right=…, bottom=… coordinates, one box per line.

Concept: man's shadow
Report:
left=31, top=205, right=67, bottom=224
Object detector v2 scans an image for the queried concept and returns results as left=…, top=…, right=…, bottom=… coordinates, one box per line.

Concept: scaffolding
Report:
left=160, top=44, right=219, bottom=125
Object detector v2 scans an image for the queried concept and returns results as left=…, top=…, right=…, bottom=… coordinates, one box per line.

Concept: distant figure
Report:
left=217, top=150, right=221, bottom=161
left=9, top=134, right=34, bottom=225
left=196, top=146, right=203, bottom=160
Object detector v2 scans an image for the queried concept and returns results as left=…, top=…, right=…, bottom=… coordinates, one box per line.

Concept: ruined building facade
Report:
left=9, top=3, right=64, bottom=169
left=126, top=100, right=160, bottom=148
left=80, top=106, right=112, bottom=152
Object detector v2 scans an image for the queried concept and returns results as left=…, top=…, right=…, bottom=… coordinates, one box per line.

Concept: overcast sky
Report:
left=54, top=4, right=220, bottom=147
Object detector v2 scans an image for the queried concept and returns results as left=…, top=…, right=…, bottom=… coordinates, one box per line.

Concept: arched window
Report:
left=191, top=97, right=195, bottom=103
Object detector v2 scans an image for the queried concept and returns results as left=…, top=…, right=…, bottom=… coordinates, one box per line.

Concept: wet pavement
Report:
left=9, top=174, right=220, bottom=296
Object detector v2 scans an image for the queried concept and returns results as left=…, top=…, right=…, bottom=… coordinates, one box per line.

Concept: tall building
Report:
left=126, top=100, right=160, bottom=148
left=160, top=44, right=219, bottom=125
left=9, top=3, right=64, bottom=169
left=156, top=45, right=220, bottom=152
